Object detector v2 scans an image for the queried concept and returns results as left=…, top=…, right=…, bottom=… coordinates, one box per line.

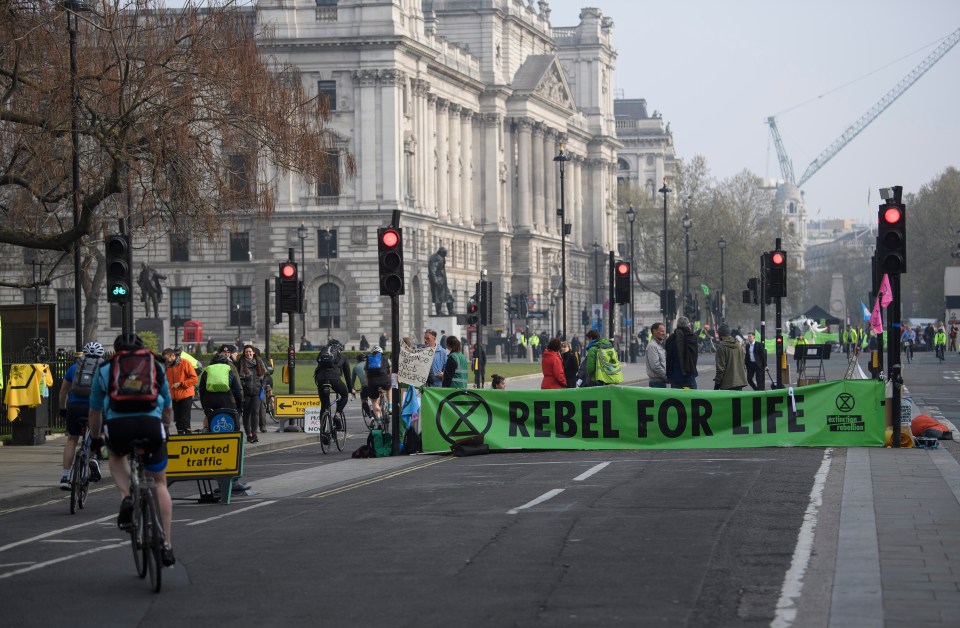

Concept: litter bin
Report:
left=10, top=402, right=48, bottom=446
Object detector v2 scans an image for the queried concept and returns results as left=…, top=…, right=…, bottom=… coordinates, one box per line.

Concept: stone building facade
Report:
left=2, top=0, right=625, bottom=350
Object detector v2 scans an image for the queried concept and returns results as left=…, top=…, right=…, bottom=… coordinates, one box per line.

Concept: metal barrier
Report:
left=0, top=354, right=68, bottom=438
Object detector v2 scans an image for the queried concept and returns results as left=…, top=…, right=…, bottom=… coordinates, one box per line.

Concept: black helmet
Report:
left=114, top=333, right=144, bottom=352
left=328, top=339, right=344, bottom=350
left=211, top=353, right=230, bottom=365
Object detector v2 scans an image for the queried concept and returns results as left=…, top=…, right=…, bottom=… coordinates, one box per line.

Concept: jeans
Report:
left=649, top=380, right=667, bottom=388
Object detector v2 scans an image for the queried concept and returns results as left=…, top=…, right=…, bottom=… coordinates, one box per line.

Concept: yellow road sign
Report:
left=166, top=433, right=243, bottom=477
left=275, top=394, right=322, bottom=416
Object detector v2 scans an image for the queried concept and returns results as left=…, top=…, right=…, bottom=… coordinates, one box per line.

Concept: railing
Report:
left=0, top=354, right=68, bottom=438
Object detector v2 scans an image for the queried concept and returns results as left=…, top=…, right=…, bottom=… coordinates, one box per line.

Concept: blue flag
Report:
left=861, top=301, right=871, bottom=322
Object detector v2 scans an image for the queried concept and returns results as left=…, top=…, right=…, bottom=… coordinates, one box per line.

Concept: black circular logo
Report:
left=836, top=393, right=855, bottom=412
left=435, top=390, right=493, bottom=445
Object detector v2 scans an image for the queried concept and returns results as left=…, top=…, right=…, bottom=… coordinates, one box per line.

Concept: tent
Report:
left=797, top=305, right=842, bottom=327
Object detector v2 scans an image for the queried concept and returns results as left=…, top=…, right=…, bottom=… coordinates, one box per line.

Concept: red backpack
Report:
left=108, top=349, right=162, bottom=413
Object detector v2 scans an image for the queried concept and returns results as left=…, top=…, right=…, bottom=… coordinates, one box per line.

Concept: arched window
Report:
left=319, top=283, right=340, bottom=329
left=617, top=158, right=630, bottom=171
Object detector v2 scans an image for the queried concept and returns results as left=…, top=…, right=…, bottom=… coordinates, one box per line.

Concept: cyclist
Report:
left=362, top=345, right=392, bottom=424
left=313, top=339, right=352, bottom=428
left=57, top=341, right=105, bottom=489
left=901, top=325, right=916, bottom=362
left=87, top=333, right=176, bottom=567
left=351, top=354, right=369, bottom=416
left=934, top=326, right=947, bottom=360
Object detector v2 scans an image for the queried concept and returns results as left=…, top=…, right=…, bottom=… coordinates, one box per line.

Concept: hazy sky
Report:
left=546, top=0, right=960, bottom=224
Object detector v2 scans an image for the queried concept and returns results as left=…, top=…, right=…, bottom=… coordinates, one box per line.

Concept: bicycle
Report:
left=126, top=438, right=166, bottom=592
left=261, top=384, right=278, bottom=426
left=318, top=384, right=347, bottom=454
left=69, top=419, right=93, bottom=515
left=936, top=344, right=946, bottom=364
left=902, top=340, right=913, bottom=364
left=23, top=336, right=50, bottom=363
left=362, top=387, right=390, bottom=431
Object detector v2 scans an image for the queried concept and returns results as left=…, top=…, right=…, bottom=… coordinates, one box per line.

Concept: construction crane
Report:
left=768, top=26, right=960, bottom=188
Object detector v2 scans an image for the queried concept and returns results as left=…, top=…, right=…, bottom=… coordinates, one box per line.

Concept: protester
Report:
left=490, top=374, right=506, bottom=390
left=644, top=322, right=668, bottom=388
left=441, top=336, right=468, bottom=389
left=540, top=338, right=566, bottom=389
left=714, top=324, right=748, bottom=390
left=560, top=341, right=579, bottom=389
left=664, top=316, right=699, bottom=389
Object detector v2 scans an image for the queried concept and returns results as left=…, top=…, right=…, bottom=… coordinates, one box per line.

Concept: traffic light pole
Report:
left=888, top=272, right=903, bottom=448
left=391, top=293, right=400, bottom=455
left=608, top=251, right=615, bottom=342
left=287, top=247, right=296, bottom=395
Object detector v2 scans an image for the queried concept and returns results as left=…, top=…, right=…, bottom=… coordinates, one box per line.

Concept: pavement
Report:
left=4, top=354, right=960, bottom=625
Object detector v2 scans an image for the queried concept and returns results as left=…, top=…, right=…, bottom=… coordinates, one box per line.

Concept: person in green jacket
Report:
left=714, top=324, right=748, bottom=390
left=575, top=329, right=616, bottom=387
left=441, top=336, right=469, bottom=389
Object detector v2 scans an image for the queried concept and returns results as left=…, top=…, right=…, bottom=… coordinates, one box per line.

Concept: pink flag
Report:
left=879, top=274, right=893, bottom=307
left=870, top=297, right=883, bottom=334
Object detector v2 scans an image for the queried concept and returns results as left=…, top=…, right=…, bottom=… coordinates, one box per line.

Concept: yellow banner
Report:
left=274, top=394, right=322, bottom=416
left=166, top=433, right=243, bottom=476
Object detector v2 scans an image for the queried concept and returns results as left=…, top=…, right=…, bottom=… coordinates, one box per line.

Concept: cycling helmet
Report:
left=113, top=333, right=144, bottom=352
left=370, top=345, right=383, bottom=354
left=211, top=353, right=230, bottom=365
left=328, top=339, right=344, bottom=350
left=82, top=341, right=105, bottom=357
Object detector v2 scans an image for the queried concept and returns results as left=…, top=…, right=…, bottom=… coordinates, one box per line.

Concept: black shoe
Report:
left=117, top=496, right=134, bottom=530
left=161, top=546, right=176, bottom=567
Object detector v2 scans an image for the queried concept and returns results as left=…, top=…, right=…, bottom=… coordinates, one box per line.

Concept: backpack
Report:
left=367, top=352, right=387, bottom=377
left=594, top=345, right=623, bottom=385
left=367, top=429, right=392, bottom=457
left=71, top=356, right=102, bottom=398
left=108, top=350, right=162, bottom=413
left=317, top=344, right=339, bottom=367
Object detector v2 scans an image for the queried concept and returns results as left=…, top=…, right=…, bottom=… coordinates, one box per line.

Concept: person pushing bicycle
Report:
left=87, top=334, right=176, bottom=567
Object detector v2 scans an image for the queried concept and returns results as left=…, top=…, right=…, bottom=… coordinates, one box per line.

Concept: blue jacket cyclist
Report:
left=87, top=334, right=176, bottom=568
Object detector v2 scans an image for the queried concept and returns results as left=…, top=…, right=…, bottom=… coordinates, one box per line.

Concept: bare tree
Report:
left=0, top=0, right=354, bottom=336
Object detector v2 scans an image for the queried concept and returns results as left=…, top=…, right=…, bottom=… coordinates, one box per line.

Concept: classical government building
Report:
left=4, top=0, right=680, bottom=350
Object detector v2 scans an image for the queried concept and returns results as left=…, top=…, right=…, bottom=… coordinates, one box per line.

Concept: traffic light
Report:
left=478, top=281, right=492, bottom=325
left=582, top=308, right=589, bottom=326
left=877, top=202, right=906, bottom=273
left=377, top=227, right=405, bottom=296
left=277, top=261, right=300, bottom=314
left=659, top=289, right=676, bottom=317
left=517, top=293, right=528, bottom=318
left=105, top=234, right=132, bottom=304
left=504, top=295, right=514, bottom=315
left=614, top=260, right=630, bottom=304
left=764, top=249, right=787, bottom=298
left=743, top=277, right=759, bottom=305
left=466, top=295, right=479, bottom=325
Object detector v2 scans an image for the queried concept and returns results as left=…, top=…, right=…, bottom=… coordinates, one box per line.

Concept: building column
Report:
left=481, top=113, right=501, bottom=228
left=460, top=108, right=473, bottom=227
left=380, top=69, right=401, bottom=204
left=426, top=92, right=438, bottom=217
left=354, top=69, right=379, bottom=207
left=436, top=98, right=449, bottom=222
left=573, top=156, right=583, bottom=248
left=531, top=123, right=544, bottom=232
left=544, top=128, right=556, bottom=235
left=413, top=79, right=430, bottom=211
left=515, top=118, right=532, bottom=230
left=448, top=103, right=461, bottom=226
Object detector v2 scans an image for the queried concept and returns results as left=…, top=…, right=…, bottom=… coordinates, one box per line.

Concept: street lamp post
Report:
left=718, top=237, right=727, bottom=324
left=553, top=142, right=569, bottom=340
left=682, top=214, right=692, bottom=319
left=323, top=229, right=332, bottom=343
left=297, top=222, right=308, bottom=346
left=235, top=303, right=242, bottom=345
left=626, top=205, right=636, bottom=361
left=592, top=240, right=600, bottom=312
left=659, top=182, right=670, bottom=326
left=66, top=0, right=88, bottom=350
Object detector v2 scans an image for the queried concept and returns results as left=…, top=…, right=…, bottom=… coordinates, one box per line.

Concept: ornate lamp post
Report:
left=682, top=214, right=692, bottom=318
left=592, top=240, right=600, bottom=310
left=66, top=0, right=88, bottom=349
left=297, top=222, right=308, bottom=346
left=659, top=182, right=670, bottom=326
left=553, top=142, right=569, bottom=340
left=626, top=205, right=636, bottom=360
left=718, top=237, right=727, bottom=323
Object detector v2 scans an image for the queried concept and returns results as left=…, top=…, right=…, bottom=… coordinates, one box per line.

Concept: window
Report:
left=317, top=151, right=341, bottom=198
left=109, top=304, right=123, bottom=328
left=317, top=229, right=338, bottom=259
left=230, top=232, right=250, bottom=262
left=57, top=289, right=75, bottom=329
left=316, top=0, right=336, bottom=5
left=318, top=283, right=340, bottom=329
left=170, top=234, right=190, bottom=262
left=230, top=287, right=252, bottom=327
left=227, top=153, right=252, bottom=194
left=170, top=288, right=191, bottom=325
left=22, top=288, right=39, bottom=304
left=317, top=80, right=337, bottom=112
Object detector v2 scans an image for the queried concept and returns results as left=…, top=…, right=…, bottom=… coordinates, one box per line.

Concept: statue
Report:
left=137, top=263, right=166, bottom=318
left=427, top=247, right=455, bottom=316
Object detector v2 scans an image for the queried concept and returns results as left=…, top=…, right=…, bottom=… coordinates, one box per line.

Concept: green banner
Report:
left=421, top=380, right=884, bottom=452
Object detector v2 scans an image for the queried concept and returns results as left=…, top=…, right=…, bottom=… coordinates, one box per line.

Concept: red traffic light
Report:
left=616, top=262, right=630, bottom=275
left=381, top=229, right=400, bottom=248
left=280, top=262, right=296, bottom=278
left=771, top=252, right=785, bottom=266
left=881, top=205, right=903, bottom=225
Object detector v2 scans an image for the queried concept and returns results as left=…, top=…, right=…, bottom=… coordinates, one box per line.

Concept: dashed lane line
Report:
left=0, top=541, right=127, bottom=581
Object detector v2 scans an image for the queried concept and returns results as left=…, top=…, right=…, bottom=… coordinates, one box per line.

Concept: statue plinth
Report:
left=135, top=317, right=171, bottom=349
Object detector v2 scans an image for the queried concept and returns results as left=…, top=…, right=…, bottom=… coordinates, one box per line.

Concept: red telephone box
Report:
left=183, top=320, right=203, bottom=343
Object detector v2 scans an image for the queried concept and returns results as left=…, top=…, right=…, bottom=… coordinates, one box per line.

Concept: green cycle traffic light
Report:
left=105, top=234, right=132, bottom=304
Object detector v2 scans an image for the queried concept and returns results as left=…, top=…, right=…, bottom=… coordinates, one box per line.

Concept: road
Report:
left=0, top=348, right=957, bottom=627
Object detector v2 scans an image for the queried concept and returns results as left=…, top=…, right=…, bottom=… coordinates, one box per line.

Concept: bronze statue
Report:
left=428, top=247, right=455, bottom=316
left=137, top=263, right=166, bottom=318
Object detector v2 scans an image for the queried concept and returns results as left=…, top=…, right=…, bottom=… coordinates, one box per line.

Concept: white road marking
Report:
left=0, top=542, right=127, bottom=580
left=771, top=448, right=833, bottom=628
left=0, top=562, right=35, bottom=568
left=0, top=514, right=115, bottom=553
left=186, top=500, right=277, bottom=526
left=42, top=539, right=109, bottom=544
left=573, top=462, right=611, bottom=482
left=507, top=489, right=565, bottom=515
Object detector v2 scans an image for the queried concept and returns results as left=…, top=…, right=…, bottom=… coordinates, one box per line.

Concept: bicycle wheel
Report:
left=319, top=410, right=330, bottom=454
left=131, top=493, right=147, bottom=578
left=334, top=411, right=346, bottom=451
left=142, top=493, right=162, bottom=592
left=361, top=403, right=375, bottom=430
left=69, top=450, right=87, bottom=515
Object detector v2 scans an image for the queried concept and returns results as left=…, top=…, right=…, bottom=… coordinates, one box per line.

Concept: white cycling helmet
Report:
left=82, top=341, right=105, bottom=357
left=370, top=345, right=383, bottom=354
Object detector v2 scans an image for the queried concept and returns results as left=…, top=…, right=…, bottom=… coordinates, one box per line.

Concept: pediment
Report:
left=510, top=55, right=576, bottom=114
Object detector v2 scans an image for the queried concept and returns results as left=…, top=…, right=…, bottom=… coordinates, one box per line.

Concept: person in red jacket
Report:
left=540, top=338, right=567, bottom=389
left=911, top=414, right=951, bottom=439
